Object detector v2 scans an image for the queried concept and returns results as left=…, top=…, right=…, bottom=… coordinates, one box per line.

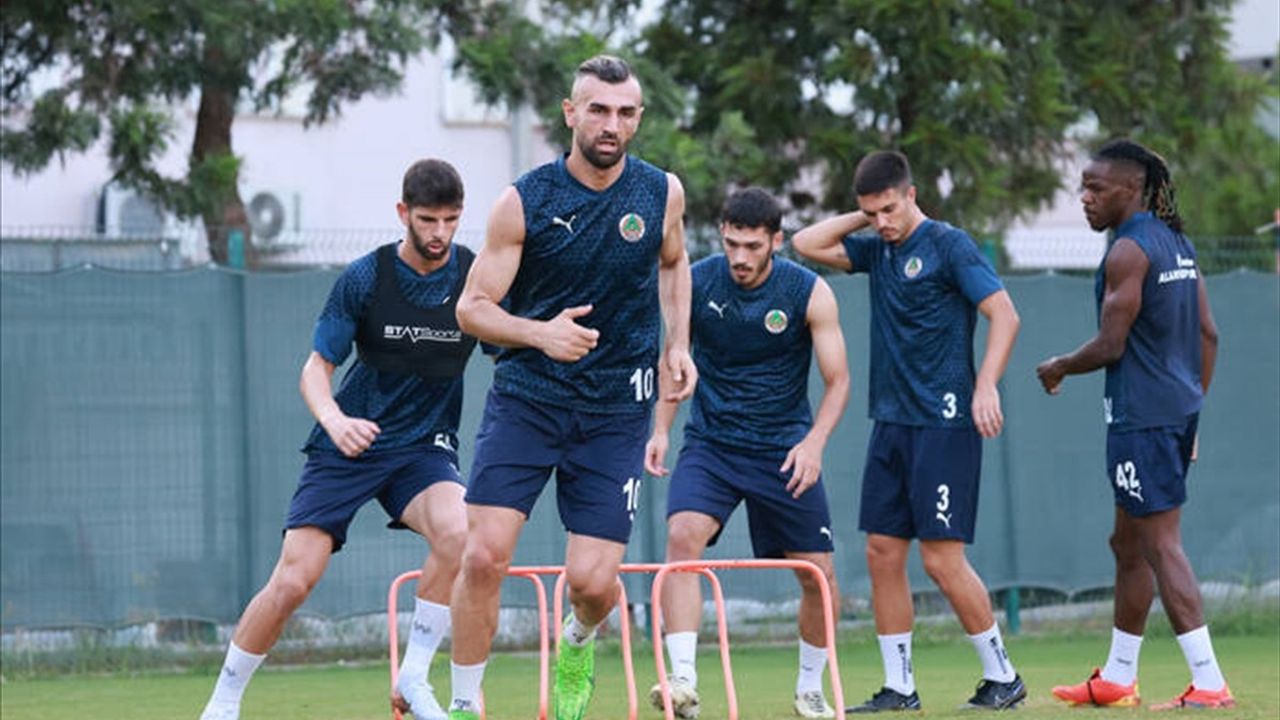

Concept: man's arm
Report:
left=791, top=211, right=869, bottom=271
left=299, top=351, right=380, bottom=457
left=455, top=186, right=599, bottom=362
left=782, top=278, right=850, bottom=498
left=971, top=289, right=1020, bottom=439
left=658, top=172, right=697, bottom=401
left=644, top=396, right=681, bottom=477
left=1036, top=238, right=1147, bottom=394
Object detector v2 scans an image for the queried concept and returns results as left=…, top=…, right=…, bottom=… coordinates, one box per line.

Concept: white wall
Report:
left=1, top=51, right=559, bottom=264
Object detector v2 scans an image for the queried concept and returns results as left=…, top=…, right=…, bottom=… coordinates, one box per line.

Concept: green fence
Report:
left=1, top=269, right=1277, bottom=629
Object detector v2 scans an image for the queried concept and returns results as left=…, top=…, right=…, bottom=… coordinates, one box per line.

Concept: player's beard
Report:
left=577, top=131, right=627, bottom=170
left=408, top=224, right=449, bottom=262
left=731, top=255, right=771, bottom=288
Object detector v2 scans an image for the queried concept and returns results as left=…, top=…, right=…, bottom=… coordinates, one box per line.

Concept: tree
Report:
left=1, top=0, right=514, bottom=263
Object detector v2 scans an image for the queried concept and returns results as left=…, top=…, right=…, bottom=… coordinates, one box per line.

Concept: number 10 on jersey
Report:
left=630, top=366, right=655, bottom=402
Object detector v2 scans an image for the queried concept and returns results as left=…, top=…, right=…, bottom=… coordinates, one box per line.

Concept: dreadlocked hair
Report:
left=1094, top=139, right=1184, bottom=233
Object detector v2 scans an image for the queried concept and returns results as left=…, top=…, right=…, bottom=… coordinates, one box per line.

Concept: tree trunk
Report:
left=192, top=60, right=249, bottom=266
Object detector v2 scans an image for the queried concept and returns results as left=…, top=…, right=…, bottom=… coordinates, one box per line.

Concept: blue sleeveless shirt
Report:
left=842, top=219, right=1004, bottom=428
left=685, top=255, right=818, bottom=452
left=1097, top=211, right=1203, bottom=430
left=494, top=155, right=669, bottom=413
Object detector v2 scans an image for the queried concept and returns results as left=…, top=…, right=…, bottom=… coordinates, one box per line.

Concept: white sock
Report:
left=1100, top=627, right=1143, bottom=686
left=563, top=610, right=600, bottom=648
left=1176, top=626, right=1226, bottom=691
left=665, top=631, right=698, bottom=686
left=206, top=641, right=266, bottom=708
left=796, top=639, right=828, bottom=694
left=449, top=660, right=487, bottom=713
left=878, top=632, right=915, bottom=695
left=397, top=598, right=449, bottom=695
left=968, top=622, right=1017, bottom=683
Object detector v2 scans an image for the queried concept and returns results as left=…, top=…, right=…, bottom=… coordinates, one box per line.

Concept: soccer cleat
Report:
left=794, top=689, right=836, bottom=718
left=198, top=703, right=239, bottom=720
left=446, top=711, right=481, bottom=720
left=1050, top=667, right=1140, bottom=707
left=847, top=686, right=922, bottom=713
left=648, top=675, right=701, bottom=719
left=398, top=678, right=447, bottom=720
left=1150, top=684, right=1235, bottom=710
left=554, top=624, right=597, bottom=720
left=963, top=675, right=1026, bottom=710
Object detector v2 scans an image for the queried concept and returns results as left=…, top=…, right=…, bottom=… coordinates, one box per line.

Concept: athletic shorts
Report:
left=286, top=437, right=462, bottom=552
left=859, top=421, right=982, bottom=543
left=1106, top=413, right=1199, bottom=517
left=666, top=438, right=834, bottom=558
left=465, top=389, right=649, bottom=544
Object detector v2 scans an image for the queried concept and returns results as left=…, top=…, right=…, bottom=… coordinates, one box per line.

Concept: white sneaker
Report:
left=648, top=676, right=700, bottom=719
left=401, top=678, right=448, bottom=720
left=793, top=689, right=835, bottom=718
left=198, top=702, right=239, bottom=720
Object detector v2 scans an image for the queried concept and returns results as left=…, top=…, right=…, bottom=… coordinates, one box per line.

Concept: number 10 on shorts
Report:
left=622, top=476, right=641, bottom=521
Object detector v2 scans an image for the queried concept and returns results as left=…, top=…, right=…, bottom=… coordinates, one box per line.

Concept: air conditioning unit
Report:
left=241, top=187, right=303, bottom=248
left=97, top=183, right=177, bottom=238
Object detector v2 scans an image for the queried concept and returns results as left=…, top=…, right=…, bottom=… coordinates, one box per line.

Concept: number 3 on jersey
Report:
left=629, top=366, right=654, bottom=402
left=942, top=392, right=958, bottom=419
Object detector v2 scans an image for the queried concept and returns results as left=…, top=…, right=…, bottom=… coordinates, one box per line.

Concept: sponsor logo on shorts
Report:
left=764, top=309, right=788, bottom=334
left=618, top=212, right=645, bottom=242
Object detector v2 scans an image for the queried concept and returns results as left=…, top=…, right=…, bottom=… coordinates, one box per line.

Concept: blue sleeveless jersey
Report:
left=494, top=155, right=669, bottom=413
left=304, top=245, right=467, bottom=453
left=842, top=220, right=1003, bottom=428
left=1097, top=211, right=1203, bottom=430
left=685, top=255, right=818, bottom=451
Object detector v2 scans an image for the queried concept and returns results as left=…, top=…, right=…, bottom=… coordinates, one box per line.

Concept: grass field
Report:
left=2, top=629, right=1277, bottom=720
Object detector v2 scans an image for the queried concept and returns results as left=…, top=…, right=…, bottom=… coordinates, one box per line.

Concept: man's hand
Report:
left=322, top=412, right=380, bottom=458
left=781, top=436, right=824, bottom=499
left=644, top=431, right=670, bottom=477
left=971, top=382, right=1004, bottom=438
left=1036, top=356, right=1066, bottom=395
left=663, top=346, right=697, bottom=402
left=538, top=305, right=599, bottom=362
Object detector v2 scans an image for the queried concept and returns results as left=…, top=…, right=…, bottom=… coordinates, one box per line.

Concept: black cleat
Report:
left=847, top=686, right=922, bottom=713
left=963, top=675, right=1026, bottom=710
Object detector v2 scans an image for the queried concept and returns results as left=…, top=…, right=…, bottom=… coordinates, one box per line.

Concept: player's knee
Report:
left=920, top=552, right=961, bottom=590
left=432, top=526, right=467, bottom=569
left=566, top=566, right=617, bottom=606
left=268, top=570, right=317, bottom=611
left=665, top=524, right=709, bottom=561
left=460, top=541, right=511, bottom=587
left=865, top=539, right=903, bottom=573
left=1110, top=532, right=1143, bottom=566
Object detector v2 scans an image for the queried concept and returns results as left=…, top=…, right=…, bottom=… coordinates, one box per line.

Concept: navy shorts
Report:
left=465, top=389, right=649, bottom=544
left=1106, top=413, right=1199, bottom=517
left=859, top=421, right=982, bottom=543
left=286, top=438, right=462, bottom=552
left=666, top=438, right=834, bottom=558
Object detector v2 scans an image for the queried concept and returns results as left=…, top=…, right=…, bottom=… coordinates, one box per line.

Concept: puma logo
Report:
left=819, top=527, right=833, bottom=541
left=707, top=299, right=726, bottom=318
left=551, top=214, right=577, bottom=234
left=936, top=512, right=952, bottom=529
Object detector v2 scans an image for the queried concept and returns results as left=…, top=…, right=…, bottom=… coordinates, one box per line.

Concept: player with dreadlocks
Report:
left=1036, top=139, right=1232, bottom=709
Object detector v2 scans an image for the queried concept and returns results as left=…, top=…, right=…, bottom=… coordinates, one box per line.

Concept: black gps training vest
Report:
left=355, top=242, right=476, bottom=379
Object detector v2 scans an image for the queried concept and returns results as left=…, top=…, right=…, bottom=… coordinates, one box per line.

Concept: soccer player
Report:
left=1037, top=139, right=1231, bottom=710
left=793, top=150, right=1025, bottom=712
left=644, top=188, right=850, bottom=719
left=198, top=159, right=475, bottom=720
left=448, top=55, right=696, bottom=720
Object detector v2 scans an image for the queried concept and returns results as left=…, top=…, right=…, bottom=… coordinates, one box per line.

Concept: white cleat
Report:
left=794, top=689, right=836, bottom=719
left=198, top=703, right=239, bottom=720
left=400, top=678, right=448, bottom=720
left=648, top=675, right=701, bottom=719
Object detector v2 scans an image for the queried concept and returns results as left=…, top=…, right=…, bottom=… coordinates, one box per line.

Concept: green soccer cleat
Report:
left=554, top=621, right=597, bottom=720
left=446, top=710, right=480, bottom=720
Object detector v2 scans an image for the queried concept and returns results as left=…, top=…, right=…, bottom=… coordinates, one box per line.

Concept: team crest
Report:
left=764, top=309, right=788, bottom=334
left=904, top=256, right=924, bottom=278
left=618, top=213, right=646, bottom=242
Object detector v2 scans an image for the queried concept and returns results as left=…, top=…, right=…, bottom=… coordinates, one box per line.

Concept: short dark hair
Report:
left=721, top=187, right=782, bottom=233
left=576, top=54, right=633, bottom=84
left=1093, top=138, right=1183, bottom=233
left=402, top=159, right=464, bottom=208
left=854, top=150, right=912, bottom=196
